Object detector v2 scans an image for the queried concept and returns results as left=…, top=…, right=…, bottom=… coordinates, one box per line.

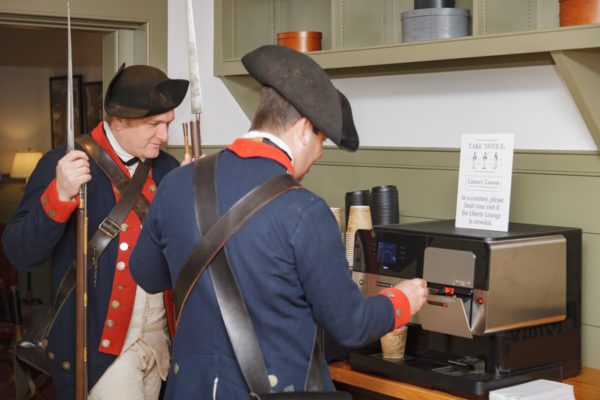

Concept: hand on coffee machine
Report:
left=395, top=278, right=428, bottom=315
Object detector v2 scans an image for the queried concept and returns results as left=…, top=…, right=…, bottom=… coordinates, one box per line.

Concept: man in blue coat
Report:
left=129, top=45, right=428, bottom=399
left=2, top=64, right=188, bottom=399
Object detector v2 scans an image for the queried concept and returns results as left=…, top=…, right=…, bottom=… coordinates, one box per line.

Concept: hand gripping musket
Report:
left=67, top=3, right=89, bottom=399
left=184, top=0, right=203, bottom=160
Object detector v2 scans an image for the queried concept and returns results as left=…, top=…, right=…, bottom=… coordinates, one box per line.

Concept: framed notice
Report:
left=455, top=134, right=515, bottom=232
left=50, top=75, right=83, bottom=149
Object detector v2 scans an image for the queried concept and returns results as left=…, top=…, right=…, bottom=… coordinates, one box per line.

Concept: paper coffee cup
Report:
left=345, top=205, right=372, bottom=267
left=381, top=326, right=408, bottom=359
left=330, top=207, right=343, bottom=233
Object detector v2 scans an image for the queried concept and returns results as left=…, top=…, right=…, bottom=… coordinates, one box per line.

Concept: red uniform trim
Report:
left=226, top=138, right=294, bottom=175
left=40, top=179, right=78, bottom=223
left=91, top=122, right=132, bottom=177
left=378, top=287, right=411, bottom=330
left=87, top=122, right=173, bottom=354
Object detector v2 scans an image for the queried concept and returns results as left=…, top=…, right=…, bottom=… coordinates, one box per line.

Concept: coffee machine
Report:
left=348, top=220, right=581, bottom=399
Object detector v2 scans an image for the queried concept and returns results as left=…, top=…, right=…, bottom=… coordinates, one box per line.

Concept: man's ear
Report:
left=294, top=118, right=310, bottom=146
left=112, top=116, right=123, bottom=131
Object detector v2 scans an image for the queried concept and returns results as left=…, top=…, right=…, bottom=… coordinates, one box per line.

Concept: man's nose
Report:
left=157, top=124, right=169, bottom=141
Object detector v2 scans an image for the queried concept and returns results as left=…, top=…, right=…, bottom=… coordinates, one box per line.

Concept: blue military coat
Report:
left=130, top=138, right=398, bottom=399
left=1, top=123, right=179, bottom=399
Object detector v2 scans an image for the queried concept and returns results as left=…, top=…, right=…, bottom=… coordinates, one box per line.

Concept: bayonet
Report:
left=67, top=2, right=74, bottom=153
left=67, top=3, right=89, bottom=399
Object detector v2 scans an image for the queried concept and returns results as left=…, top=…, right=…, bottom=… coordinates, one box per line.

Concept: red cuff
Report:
left=378, top=287, right=411, bottom=330
left=40, top=179, right=78, bottom=223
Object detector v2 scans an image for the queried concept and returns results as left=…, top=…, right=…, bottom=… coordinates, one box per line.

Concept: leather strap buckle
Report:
left=98, top=217, right=121, bottom=239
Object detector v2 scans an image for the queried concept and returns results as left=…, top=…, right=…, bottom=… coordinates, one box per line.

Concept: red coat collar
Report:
left=226, top=138, right=294, bottom=175
left=90, top=122, right=133, bottom=176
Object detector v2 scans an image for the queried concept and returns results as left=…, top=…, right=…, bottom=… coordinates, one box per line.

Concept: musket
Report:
left=185, top=0, right=202, bottom=160
left=67, top=3, right=89, bottom=399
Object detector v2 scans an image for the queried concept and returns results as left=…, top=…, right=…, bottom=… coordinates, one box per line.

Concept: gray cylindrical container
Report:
left=401, top=8, right=470, bottom=43
left=414, top=0, right=455, bottom=8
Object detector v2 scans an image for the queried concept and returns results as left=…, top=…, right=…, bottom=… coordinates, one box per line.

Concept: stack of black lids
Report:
left=345, top=186, right=399, bottom=229
left=370, top=185, right=399, bottom=226
left=344, top=190, right=371, bottom=231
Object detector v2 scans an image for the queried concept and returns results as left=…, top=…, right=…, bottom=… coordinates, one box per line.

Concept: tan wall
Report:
left=0, top=0, right=167, bottom=72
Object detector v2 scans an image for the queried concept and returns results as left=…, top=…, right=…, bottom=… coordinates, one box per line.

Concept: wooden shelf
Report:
left=214, top=0, right=600, bottom=152
left=215, top=24, right=600, bottom=77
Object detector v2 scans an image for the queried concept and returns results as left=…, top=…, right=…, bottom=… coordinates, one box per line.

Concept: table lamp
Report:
left=10, top=150, right=43, bottom=183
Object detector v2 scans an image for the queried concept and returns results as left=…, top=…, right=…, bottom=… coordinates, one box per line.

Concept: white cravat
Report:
left=104, top=121, right=140, bottom=176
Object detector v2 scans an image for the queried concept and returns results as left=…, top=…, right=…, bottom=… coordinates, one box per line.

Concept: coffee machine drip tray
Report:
left=348, top=351, right=564, bottom=400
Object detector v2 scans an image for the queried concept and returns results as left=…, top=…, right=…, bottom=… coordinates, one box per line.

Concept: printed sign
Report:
left=455, top=134, right=515, bottom=231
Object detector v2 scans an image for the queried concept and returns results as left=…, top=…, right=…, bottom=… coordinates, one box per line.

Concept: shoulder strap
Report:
left=25, top=139, right=152, bottom=345
left=173, top=154, right=301, bottom=322
left=77, top=135, right=151, bottom=220
left=175, top=153, right=327, bottom=394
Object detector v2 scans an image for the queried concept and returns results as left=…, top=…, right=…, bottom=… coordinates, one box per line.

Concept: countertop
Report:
left=329, top=361, right=600, bottom=399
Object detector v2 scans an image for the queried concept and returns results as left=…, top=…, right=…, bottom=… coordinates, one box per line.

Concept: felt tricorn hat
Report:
left=241, top=45, right=359, bottom=152
left=104, top=63, right=189, bottom=118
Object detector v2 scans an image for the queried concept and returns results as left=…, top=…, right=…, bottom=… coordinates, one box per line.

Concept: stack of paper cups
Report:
left=330, top=207, right=344, bottom=242
left=345, top=205, right=372, bottom=268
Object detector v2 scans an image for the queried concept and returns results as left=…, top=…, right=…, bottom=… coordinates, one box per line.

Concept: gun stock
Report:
left=75, top=183, right=88, bottom=400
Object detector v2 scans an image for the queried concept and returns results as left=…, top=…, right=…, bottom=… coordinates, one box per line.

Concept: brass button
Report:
left=173, top=363, right=179, bottom=374
left=111, top=300, right=120, bottom=309
left=62, top=361, right=71, bottom=370
left=149, top=184, right=156, bottom=193
left=116, top=261, right=126, bottom=271
left=101, top=339, right=110, bottom=348
left=48, top=352, right=55, bottom=360
left=396, top=308, right=402, bottom=318
left=117, top=285, right=124, bottom=290
left=268, top=374, right=278, bottom=387
left=42, top=197, right=48, bottom=205
left=41, top=339, right=48, bottom=347
left=48, top=209, right=56, bottom=218
left=120, top=242, right=129, bottom=251
left=106, top=320, right=114, bottom=328
left=121, top=223, right=128, bottom=232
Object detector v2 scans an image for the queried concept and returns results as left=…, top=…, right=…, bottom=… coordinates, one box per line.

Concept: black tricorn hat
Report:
left=241, top=45, right=359, bottom=152
left=104, top=63, right=189, bottom=118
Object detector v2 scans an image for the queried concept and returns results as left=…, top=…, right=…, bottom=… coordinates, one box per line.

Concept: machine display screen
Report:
left=373, top=234, right=424, bottom=278
left=377, top=242, right=398, bottom=264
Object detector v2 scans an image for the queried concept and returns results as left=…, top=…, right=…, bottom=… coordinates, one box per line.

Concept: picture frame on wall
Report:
left=84, top=81, right=103, bottom=133
left=50, top=75, right=83, bottom=149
